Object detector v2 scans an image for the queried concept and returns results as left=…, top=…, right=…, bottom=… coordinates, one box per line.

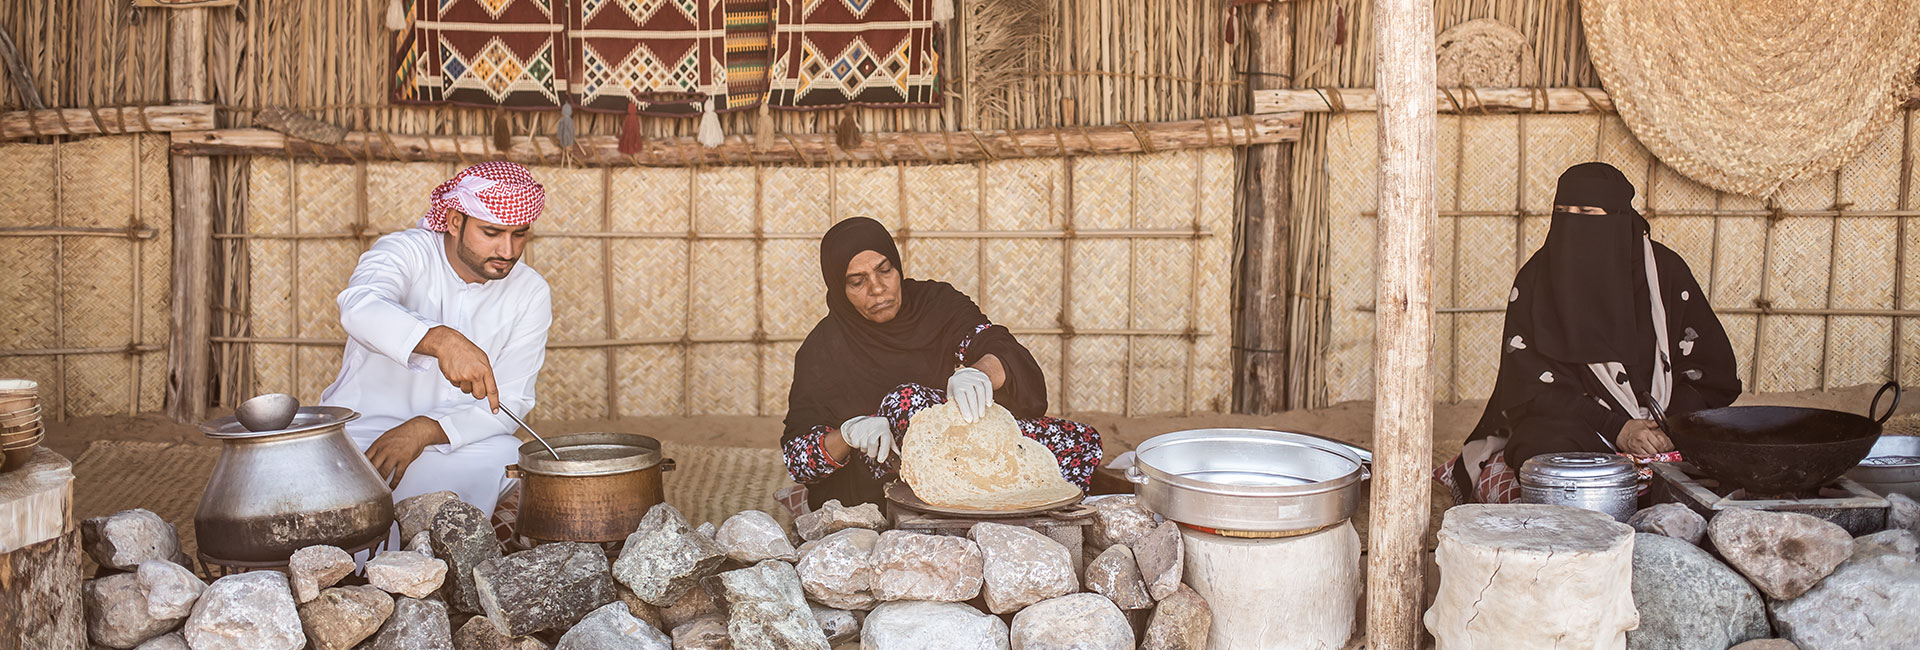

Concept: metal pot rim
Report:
left=515, top=431, right=662, bottom=477
left=201, top=406, right=359, bottom=440
left=1133, top=428, right=1367, bottom=497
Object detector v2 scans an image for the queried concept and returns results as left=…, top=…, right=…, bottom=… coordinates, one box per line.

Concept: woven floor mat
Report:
left=659, top=442, right=794, bottom=528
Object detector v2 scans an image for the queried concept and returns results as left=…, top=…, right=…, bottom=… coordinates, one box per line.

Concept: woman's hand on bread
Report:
left=839, top=415, right=896, bottom=463
left=947, top=367, right=994, bottom=422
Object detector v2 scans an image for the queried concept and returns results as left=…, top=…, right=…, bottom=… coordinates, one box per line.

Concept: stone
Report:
left=715, top=510, right=799, bottom=564
left=1132, top=521, right=1184, bottom=601
left=1628, top=503, right=1708, bottom=546
left=1708, top=508, right=1854, bottom=600
left=695, top=522, right=718, bottom=540
left=134, top=560, right=205, bottom=620
left=613, top=504, right=728, bottom=607
left=969, top=522, right=1077, bottom=614
left=289, top=545, right=355, bottom=604
left=297, top=585, right=394, bottom=650
left=1085, top=495, right=1161, bottom=549
left=453, top=616, right=548, bottom=650
left=432, top=499, right=504, bottom=614
left=361, top=597, right=455, bottom=650
left=807, top=604, right=859, bottom=645
left=472, top=542, right=619, bottom=637
left=1083, top=544, right=1151, bottom=610
left=1141, top=585, right=1211, bottom=650
left=861, top=601, right=1009, bottom=650
left=1009, top=593, right=1133, bottom=650
left=1770, top=552, right=1920, bottom=650
left=669, top=616, right=730, bottom=650
left=554, top=602, right=671, bottom=650
left=398, top=491, right=462, bottom=543
left=81, top=509, right=184, bottom=571
left=870, top=531, right=984, bottom=602
left=131, top=633, right=188, bottom=650
left=1729, top=641, right=1799, bottom=650
left=794, top=528, right=879, bottom=610
left=1425, top=505, right=1636, bottom=650
left=1854, top=528, right=1920, bottom=560
left=657, top=585, right=722, bottom=631
left=708, top=560, right=829, bottom=650
left=84, top=573, right=179, bottom=649
left=1626, top=533, right=1770, bottom=650
left=368, top=550, right=451, bottom=600
left=408, top=532, right=436, bottom=557
left=617, top=587, right=667, bottom=631
left=182, top=571, right=306, bottom=650
left=1888, top=493, right=1919, bottom=534
left=794, top=499, right=888, bottom=542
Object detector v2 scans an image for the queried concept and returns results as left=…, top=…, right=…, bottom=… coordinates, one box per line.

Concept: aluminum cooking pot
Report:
left=1516, top=452, right=1640, bottom=522
left=196, top=407, right=394, bottom=563
left=1126, top=428, right=1368, bottom=533
left=506, top=432, right=674, bottom=543
left=1846, top=435, right=1920, bottom=500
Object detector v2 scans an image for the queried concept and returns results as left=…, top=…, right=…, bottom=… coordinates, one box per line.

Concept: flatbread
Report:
left=899, top=402, right=1082, bottom=511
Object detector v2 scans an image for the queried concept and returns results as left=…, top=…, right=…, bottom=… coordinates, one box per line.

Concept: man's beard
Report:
left=455, top=238, right=516, bottom=280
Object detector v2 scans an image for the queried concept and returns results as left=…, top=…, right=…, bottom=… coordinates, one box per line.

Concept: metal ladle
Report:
left=499, top=405, right=563, bottom=461
left=235, top=393, right=300, bottom=432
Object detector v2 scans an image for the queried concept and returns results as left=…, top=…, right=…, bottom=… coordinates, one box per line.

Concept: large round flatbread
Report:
left=899, top=402, right=1081, bottom=511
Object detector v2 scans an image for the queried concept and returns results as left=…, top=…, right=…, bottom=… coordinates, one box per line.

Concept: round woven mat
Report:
left=1580, top=0, right=1920, bottom=197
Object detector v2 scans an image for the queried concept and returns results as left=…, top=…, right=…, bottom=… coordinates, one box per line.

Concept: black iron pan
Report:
left=1646, top=381, right=1899, bottom=495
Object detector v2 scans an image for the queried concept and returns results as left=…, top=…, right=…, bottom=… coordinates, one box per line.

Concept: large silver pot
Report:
left=196, top=407, right=393, bottom=563
left=1516, top=453, right=1639, bottom=522
left=1846, top=435, right=1920, bottom=500
left=1126, top=428, right=1369, bottom=533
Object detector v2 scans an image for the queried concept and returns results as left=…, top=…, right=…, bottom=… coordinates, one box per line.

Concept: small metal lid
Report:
left=200, top=406, right=359, bottom=439
left=1518, top=452, right=1638, bottom=488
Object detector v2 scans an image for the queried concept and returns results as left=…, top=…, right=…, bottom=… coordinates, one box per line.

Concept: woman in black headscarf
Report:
left=780, top=217, right=1102, bottom=509
left=1441, top=162, right=1741, bottom=504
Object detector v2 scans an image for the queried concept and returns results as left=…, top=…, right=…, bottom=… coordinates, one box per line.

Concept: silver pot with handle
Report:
left=1516, top=452, right=1639, bottom=522
left=1846, top=435, right=1920, bottom=500
left=196, top=406, right=394, bottom=563
left=1125, top=428, right=1369, bottom=534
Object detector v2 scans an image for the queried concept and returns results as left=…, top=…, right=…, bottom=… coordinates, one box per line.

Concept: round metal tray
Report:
left=884, top=481, right=1085, bottom=518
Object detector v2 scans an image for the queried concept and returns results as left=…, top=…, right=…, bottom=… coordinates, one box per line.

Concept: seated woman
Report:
left=781, top=217, right=1102, bottom=509
left=1442, top=162, right=1741, bottom=504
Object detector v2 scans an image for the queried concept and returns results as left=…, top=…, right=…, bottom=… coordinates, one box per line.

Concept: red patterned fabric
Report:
left=419, top=161, right=548, bottom=232
left=390, top=0, right=567, bottom=109
left=568, top=0, right=773, bottom=117
left=770, top=0, right=943, bottom=108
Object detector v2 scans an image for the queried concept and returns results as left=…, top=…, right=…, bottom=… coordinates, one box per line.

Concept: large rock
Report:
left=432, top=499, right=503, bottom=613
left=453, top=616, right=548, bottom=650
left=969, top=523, right=1077, bottom=614
left=297, top=585, right=393, bottom=650
left=397, top=491, right=462, bottom=542
left=807, top=604, right=860, bottom=645
left=81, top=509, right=184, bottom=571
left=1729, top=641, right=1799, bottom=650
left=870, top=531, right=984, bottom=602
left=1627, top=533, right=1769, bottom=650
left=1009, top=593, right=1133, bottom=650
left=657, top=585, right=722, bottom=631
left=135, top=560, right=205, bottom=620
left=182, top=571, right=305, bottom=650
left=794, top=499, right=888, bottom=542
left=1770, top=552, right=1920, bottom=650
left=554, top=602, right=671, bottom=650
left=131, top=633, right=188, bottom=650
left=669, top=616, right=731, bottom=650
left=1083, top=544, right=1151, bottom=610
left=617, top=586, right=667, bottom=631
left=1708, top=508, right=1853, bottom=600
left=707, top=560, right=829, bottom=650
left=1628, top=504, right=1708, bottom=546
left=1085, top=495, right=1161, bottom=549
left=1888, top=493, right=1919, bottom=534
left=715, top=510, right=799, bottom=564
left=1132, top=521, right=1184, bottom=601
left=795, top=528, right=879, bottom=610
left=84, top=573, right=180, bottom=649
left=1853, top=529, right=1920, bottom=560
left=361, top=597, right=455, bottom=650
left=289, top=545, right=355, bottom=604
left=473, top=542, right=620, bottom=638
left=862, top=601, right=1009, bottom=650
left=613, top=504, right=728, bottom=607
left=368, top=550, right=451, bottom=599
left=1141, top=585, right=1211, bottom=650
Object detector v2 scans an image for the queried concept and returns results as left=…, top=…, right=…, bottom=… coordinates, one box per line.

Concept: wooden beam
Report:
left=166, top=8, right=213, bottom=423
left=1366, top=0, right=1437, bottom=648
left=168, top=114, right=1303, bottom=166
left=133, top=0, right=239, bottom=7
left=1232, top=1, right=1293, bottom=415
left=1255, top=87, right=1614, bottom=114
left=0, top=105, right=215, bottom=140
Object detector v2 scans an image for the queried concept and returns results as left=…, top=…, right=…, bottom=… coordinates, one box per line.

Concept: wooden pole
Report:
left=1366, top=0, right=1436, bottom=647
left=1232, top=2, right=1294, bottom=413
left=166, top=8, right=214, bottom=423
left=1254, top=87, right=1615, bottom=114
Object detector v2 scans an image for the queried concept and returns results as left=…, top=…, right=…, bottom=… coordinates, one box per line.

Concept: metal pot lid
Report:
left=1134, top=429, right=1364, bottom=497
left=200, top=406, right=359, bottom=440
left=516, top=432, right=662, bottom=477
left=1518, top=452, right=1638, bottom=487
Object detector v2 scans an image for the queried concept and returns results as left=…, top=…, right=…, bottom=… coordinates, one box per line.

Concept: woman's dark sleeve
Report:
left=1513, top=384, right=1632, bottom=448
left=1663, top=247, right=1742, bottom=413
left=961, top=324, right=1048, bottom=419
left=782, top=336, right=860, bottom=484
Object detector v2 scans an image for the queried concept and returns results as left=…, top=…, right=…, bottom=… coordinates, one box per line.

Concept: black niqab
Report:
left=1534, top=162, right=1655, bottom=364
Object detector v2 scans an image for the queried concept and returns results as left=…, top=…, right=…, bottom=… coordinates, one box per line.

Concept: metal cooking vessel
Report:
left=1516, top=452, right=1639, bottom=522
left=196, top=407, right=393, bottom=563
left=1846, top=435, right=1920, bottom=500
left=507, top=432, right=673, bottom=543
left=1126, top=428, right=1367, bottom=533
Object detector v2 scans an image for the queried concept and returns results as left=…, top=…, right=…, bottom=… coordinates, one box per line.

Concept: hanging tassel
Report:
left=491, top=107, right=512, bottom=152
left=697, top=99, right=724, bottom=148
left=385, top=0, right=408, bottom=31
left=835, top=107, right=862, bottom=151
left=618, top=103, right=645, bottom=155
left=754, top=101, right=775, bottom=152
left=1333, top=6, right=1347, bottom=47
left=931, top=0, right=954, bottom=23
left=553, top=104, right=577, bottom=149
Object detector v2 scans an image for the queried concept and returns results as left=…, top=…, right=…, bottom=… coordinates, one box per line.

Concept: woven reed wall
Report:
left=0, top=134, right=172, bottom=419
left=1290, top=0, right=1598, bottom=89
left=230, top=149, right=1235, bottom=418
left=1304, top=111, right=1918, bottom=407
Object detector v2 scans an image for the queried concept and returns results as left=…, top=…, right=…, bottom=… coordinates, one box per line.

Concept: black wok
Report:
left=1646, top=382, right=1899, bottom=495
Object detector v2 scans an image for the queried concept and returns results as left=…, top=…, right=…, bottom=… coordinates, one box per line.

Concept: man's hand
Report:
left=1617, top=418, right=1674, bottom=456
left=365, top=416, right=450, bottom=488
left=417, top=325, right=501, bottom=412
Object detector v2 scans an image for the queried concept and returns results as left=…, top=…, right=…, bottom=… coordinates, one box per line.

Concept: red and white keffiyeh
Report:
left=418, top=161, right=547, bottom=232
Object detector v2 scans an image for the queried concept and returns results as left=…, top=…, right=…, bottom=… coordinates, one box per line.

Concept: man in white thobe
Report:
left=319, top=161, right=552, bottom=518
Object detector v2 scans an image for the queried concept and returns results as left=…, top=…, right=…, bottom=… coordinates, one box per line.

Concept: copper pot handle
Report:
left=660, top=458, right=677, bottom=472
left=505, top=464, right=523, bottom=480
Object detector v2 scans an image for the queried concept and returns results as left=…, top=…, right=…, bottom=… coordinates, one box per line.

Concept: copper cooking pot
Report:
left=506, top=432, right=674, bottom=543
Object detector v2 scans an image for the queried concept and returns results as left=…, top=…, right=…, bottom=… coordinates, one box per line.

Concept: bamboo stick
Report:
left=0, top=104, right=214, bottom=139
left=208, top=328, right=1213, bottom=348
left=0, top=226, right=158, bottom=238
left=1255, top=87, right=1615, bottom=114
left=209, top=227, right=1220, bottom=241
left=0, top=344, right=166, bottom=357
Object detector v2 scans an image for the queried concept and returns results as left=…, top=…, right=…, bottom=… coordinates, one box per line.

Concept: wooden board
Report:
left=0, top=105, right=215, bottom=140
left=132, top=0, right=239, bottom=7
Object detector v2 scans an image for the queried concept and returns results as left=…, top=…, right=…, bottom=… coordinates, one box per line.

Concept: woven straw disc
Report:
left=1581, top=0, right=1920, bottom=197
left=1435, top=19, right=1537, bottom=88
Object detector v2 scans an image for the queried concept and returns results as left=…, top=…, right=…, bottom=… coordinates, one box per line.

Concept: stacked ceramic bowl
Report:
left=1, top=379, right=42, bottom=472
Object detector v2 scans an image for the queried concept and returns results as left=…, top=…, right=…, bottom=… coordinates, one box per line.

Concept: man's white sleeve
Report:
left=337, top=239, right=440, bottom=370
left=423, top=285, right=551, bottom=451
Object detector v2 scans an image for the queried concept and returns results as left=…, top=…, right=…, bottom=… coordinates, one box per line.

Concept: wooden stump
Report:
left=0, top=448, right=84, bottom=650
left=1181, top=522, right=1362, bottom=650
left=1423, top=505, right=1637, bottom=650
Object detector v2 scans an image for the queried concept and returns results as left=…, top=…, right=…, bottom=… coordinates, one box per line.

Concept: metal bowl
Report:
left=1127, top=428, right=1366, bottom=533
left=235, top=393, right=301, bottom=432
left=1846, top=435, right=1920, bottom=500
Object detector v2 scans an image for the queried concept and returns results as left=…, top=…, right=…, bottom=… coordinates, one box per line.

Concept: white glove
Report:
left=946, top=367, right=994, bottom=423
left=839, top=415, right=895, bottom=464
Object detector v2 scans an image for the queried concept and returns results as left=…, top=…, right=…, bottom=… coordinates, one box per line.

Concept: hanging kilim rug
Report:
left=1581, top=0, right=1920, bottom=197
left=569, top=0, right=773, bottom=116
left=768, top=0, right=943, bottom=109
left=390, top=0, right=568, bottom=109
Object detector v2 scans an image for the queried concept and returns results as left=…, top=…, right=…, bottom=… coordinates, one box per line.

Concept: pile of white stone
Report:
left=77, top=493, right=1209, bottom=650
left=1621, top=492, right=1920, bottom=650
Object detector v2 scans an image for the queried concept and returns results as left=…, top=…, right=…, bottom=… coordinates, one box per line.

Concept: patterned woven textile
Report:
left=570, top=0, right=773, bottom=116
left=391, top=0, right=568, bottom=109
left=767, top=0, right=942, bottom=108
